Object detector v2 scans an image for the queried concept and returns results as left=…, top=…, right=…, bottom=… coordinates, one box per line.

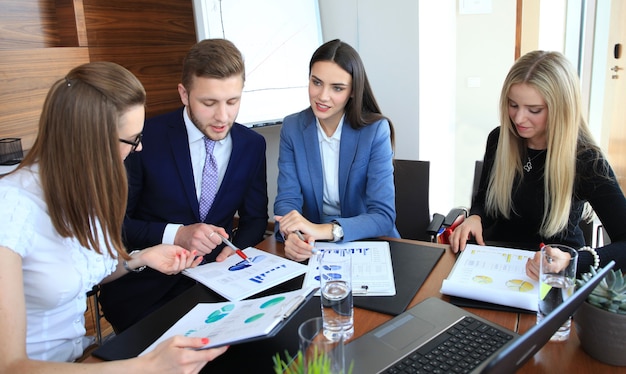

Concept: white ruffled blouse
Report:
left=0, top=165, right=118, bottom=362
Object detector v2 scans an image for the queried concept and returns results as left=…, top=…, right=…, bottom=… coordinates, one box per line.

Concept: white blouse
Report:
left=316, top=116, right=343, bottom=217
left=0, top=165, right=118, bottom=362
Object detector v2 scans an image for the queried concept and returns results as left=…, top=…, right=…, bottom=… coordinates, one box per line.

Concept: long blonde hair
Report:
left=487, top=50, right=599, bottom=237
left=17, top=61, right=146, bottom=257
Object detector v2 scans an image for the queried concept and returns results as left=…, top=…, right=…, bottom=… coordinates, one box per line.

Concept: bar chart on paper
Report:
left=302, top=241, right=397, bottom=296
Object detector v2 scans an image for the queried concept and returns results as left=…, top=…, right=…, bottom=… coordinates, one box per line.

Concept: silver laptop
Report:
left=345, top=261, right=615, bottom=374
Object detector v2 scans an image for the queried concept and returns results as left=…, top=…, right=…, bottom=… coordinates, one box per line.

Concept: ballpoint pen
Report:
left=293, top=230, right=319, bottom=254
left=218, top=233, right=253, bottom=264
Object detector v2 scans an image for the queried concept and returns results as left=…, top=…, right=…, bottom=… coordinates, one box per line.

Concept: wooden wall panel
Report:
left=0, top=0, right=61, bottom=48
left=0, top=48, right=90, bottom=149
left=0, top=0, right=196, bottom=150
left=82, top=0, right=196, bottom=46
left=83, top=0, right=196, bottom=117
left=89, top=45, right=193, bottom=117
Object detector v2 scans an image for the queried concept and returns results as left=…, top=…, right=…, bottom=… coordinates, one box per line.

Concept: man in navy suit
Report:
left=99, top=39, right=269, bottom=332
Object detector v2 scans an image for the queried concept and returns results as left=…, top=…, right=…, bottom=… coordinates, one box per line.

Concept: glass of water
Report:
left=319, top=248, right=353, bottom=342
left=537, top=244, right=578, bottom=341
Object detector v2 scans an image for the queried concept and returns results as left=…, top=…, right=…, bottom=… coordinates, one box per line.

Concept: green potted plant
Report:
left=273, top=349, right=354, bottom=374
left=574, top=266, right=626, bottom=366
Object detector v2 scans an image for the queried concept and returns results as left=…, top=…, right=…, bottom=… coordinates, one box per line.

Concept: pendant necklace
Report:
left=523, top=150, right=546, bottom=172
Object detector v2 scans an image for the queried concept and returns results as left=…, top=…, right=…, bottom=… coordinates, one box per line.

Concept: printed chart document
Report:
left=302, top=241, right=396, bottom=296
left=441, top=244, right=539, bottom=311
left=183, top=247, right=308, bottom=301
left=140, top=288, right=315, bottom=355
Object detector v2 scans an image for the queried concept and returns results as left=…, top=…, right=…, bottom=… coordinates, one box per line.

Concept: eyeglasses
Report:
left=119, top=133, right=143, bottom=153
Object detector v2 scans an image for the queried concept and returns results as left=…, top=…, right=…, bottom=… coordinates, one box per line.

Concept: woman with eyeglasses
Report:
left=0, top=61, right=228, bottom=372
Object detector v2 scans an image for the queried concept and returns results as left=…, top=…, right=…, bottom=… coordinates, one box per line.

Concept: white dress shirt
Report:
left=162, top=108, right=233, bottom=243
left=316, top=116, right=343, bottom=218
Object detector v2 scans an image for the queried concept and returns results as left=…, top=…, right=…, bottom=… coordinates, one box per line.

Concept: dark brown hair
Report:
left=309, top=39, right=394, bottom=145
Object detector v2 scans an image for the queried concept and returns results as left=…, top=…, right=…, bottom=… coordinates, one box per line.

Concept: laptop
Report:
left=345, top=261, right=615, bottom=374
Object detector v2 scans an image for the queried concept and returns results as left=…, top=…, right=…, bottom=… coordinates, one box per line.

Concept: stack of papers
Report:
left=302, top=241, right=396, bottom=296
left=183, top=247, right=308, bottom=301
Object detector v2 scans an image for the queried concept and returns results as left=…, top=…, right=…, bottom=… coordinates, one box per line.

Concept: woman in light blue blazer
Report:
left=274, top=39, right=399, bottom=261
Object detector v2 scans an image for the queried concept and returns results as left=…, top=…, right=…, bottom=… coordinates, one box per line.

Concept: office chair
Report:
left=86, top=285, right=105, bottom=345
left=434, top=160, right=484, bottom=244
left=393, top=159, right=468, bottom=242
left=393, top=159, right=433, bottom=241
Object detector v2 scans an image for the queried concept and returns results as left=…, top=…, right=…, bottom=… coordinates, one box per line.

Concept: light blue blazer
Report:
left=274, top=107, right=399, bottom=242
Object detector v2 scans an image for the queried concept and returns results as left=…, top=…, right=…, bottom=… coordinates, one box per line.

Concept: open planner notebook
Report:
left=183, top=247, right=308, bottom=301
left=302, top=241, right=396, bottom=296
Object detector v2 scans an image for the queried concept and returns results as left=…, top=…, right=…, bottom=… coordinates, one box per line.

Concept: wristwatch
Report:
left=123, top=250, right=147, bottom=273
left=330, top=221, right=344, bottom=242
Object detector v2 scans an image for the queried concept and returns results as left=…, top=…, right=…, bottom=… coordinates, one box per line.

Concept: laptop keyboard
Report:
left=382, top=316, right=514, bottom=374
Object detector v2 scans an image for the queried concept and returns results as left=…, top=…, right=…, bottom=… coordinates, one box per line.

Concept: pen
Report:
left=218, top=233, right=253, bottom=264
left=293, top=230, right=306, bottom=241
left=293, top=230, right=319, bottom=254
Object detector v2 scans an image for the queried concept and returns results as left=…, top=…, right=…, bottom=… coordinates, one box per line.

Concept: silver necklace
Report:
left=523, top=150, right=546, bottom=172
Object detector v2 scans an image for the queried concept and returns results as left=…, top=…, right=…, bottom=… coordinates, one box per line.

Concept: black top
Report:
left=470, top=127, right=626, bottom=275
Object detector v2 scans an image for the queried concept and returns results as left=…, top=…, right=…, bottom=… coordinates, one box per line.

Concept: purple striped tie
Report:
left=199, top=137, right=218, bottom=220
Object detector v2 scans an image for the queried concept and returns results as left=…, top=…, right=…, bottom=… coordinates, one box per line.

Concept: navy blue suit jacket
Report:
left=100, top=107, right=268, bottom=331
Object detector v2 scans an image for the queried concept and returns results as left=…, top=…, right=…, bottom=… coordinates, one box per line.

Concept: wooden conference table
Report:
left=88, top=236, right=624, bottom=373
left=256, top=236, right=624, bottom=373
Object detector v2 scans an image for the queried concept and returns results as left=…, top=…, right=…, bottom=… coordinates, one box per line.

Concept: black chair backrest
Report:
left=393, top=159, right=431, bottom=241
left=472, top=160, right=484, bottom=202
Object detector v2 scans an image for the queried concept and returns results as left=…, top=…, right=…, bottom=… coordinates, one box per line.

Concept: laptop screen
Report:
left=481, top=260, right=615, bottom=373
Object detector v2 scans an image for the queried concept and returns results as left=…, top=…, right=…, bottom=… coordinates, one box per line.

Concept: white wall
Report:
left=453, top=1, right=516, bottom=210
left=318, top=0, right=516, bottom=214
left=259, top=0, right=516, bottom=221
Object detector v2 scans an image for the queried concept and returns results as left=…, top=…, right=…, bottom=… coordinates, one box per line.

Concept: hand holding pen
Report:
left=293, top=230, right=318, bottom=255
left=217, top=233, right=253, bottom=264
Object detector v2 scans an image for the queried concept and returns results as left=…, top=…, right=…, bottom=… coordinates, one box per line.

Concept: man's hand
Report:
left=174, top=224, right=228, bottom=255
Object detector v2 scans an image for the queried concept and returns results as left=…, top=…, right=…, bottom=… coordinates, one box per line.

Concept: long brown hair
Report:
left=17, top=61, right=146, bottom=257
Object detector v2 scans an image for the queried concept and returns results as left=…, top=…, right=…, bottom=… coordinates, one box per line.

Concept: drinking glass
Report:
left=298, top=317, right=346, bottom=374
left=319, top=248, right=354, bottom=341
left=537, top=244, right=578, bottom=341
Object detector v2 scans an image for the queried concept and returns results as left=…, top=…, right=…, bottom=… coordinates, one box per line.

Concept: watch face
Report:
left=333, top=223, right=344, bottom=240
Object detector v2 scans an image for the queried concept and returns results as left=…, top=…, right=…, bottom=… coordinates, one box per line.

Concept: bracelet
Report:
left=578, top=246, right=599, bottom=270
left=123, top=250, right=147, bottom=273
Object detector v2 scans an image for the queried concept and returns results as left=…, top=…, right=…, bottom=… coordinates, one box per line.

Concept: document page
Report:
left=302, top=241, right=396, bottom=296
left=441, top=244, right=539, bottom=311
left=183, top=247, right=308, bottom=301
left=140, top=288, right=314, bottom=354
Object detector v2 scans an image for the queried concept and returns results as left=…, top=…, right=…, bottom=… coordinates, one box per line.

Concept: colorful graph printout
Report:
left=183, top=247, right=308, bottom=301
left=440, top=244, right=539, bottom=311
left=140, top=288, right=314, bottom=355
left=302, top=241, right=396, bottom=296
